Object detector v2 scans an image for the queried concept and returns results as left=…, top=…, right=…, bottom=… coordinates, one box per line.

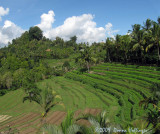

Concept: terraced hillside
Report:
left=0, top=63, right=159, bottom=133
left=0, top=77, right=107, bottom=133
left=65, top=63, right=160, bottom=125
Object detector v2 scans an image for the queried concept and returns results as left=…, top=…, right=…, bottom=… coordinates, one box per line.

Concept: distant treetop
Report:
left=29, top=26, right=43, bottom=41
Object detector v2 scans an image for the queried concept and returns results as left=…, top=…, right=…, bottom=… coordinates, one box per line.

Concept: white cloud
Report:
left=38, top=11, right=119, bottom=44
left=0, top=10, right=119, bottom=47
left=0, top=20, right=24, bottom=47
left=44, top=14, right=106, bottom=43
left=37, top=10, right=55, bottom=31
left=105, top=23, right=112, bottom=31
left=0, top=6, right=9, bottom=21
left=105, top=23, right=119, bottom=38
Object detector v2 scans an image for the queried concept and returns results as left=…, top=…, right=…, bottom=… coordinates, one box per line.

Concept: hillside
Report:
left=1, top=62, right=160, bottom=133
left=0, top=18, right=160, bottom=133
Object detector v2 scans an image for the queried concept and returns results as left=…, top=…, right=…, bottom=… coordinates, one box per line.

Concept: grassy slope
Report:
left=64, top=62, right=160, bottom=125
left=1, top=60, right=159, bottom=131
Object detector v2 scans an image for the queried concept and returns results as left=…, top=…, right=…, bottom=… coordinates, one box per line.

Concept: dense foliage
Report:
left=0, top=17, right=160, bottom=133
left=0, top=26, right=76, bottom=95
left=1, top=17, right=160, bottom=95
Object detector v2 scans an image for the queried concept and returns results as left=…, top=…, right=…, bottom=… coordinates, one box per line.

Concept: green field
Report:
left=0, top=62, right=159, bottom=133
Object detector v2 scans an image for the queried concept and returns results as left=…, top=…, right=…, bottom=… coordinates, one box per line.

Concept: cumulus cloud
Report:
left=0, top=20, right=24, bottom=47
left=0, top=6, right=9, bottom=21
left=37, top=10, right=55, bottom=31
left=37, top=11, right=119, bottom=44
left=105, top=23, right=119, bottom=38
left=44, top=14, right=106, bottom=43
left=0, top=9, right=119, bottom=47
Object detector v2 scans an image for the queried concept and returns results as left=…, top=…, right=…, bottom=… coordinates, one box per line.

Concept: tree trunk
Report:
left=86, top=61, right=90, bottom=72
left=141, top=51, right=144, bottom=64
left=108, top=50, right=111, bottom=62
left=158, top=43, right=160, bottom=61
left=125, top=52, right=128, bottom=64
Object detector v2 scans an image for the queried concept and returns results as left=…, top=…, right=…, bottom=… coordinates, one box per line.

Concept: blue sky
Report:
left=0, top=0, right=160, bottom=47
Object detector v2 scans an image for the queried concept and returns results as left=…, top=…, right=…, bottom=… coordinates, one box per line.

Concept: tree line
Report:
left=103, top=17, right=160, bottom=65
left=1, top=17, right=160, bottom=95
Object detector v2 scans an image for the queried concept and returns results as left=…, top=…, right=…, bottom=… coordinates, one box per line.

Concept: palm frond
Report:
left=88, top=117, right=101, bottom=130
left=67, top=124, right=82, bottom=134
left=42, top=124, right=63, bottom=134
left=132, top=43, right=140, bottom=51
left=76, top=113, right=96, bottom=122
left=145, top=44, right=154, bottom=52
left=61, top=111, right=74, bottom=134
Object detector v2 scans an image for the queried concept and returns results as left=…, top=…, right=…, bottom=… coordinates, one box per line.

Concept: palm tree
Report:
left=23, top=84, right=63, bottom=124
left=121, top=35, right=132, bottom=63
left=42, top=124, right=63, bottom=134
left=139, top=83, right=160, bottom=109
left=157, top=16, right=160, bottom=25
left=139, top=83, right=160, bottom=133
left=151, top=22, right=160, bottom=61
left=23, top=83, right=41, bottom=103
left=42, top=111, right=90, bottom=134
left=143, top=19, right=152, bottom=31
left=143, top=19, right=153, bottom=60
left=75, top=46, right=95, bottom=72
left=115, top=34, right=121, bottom=62
left=131, top=24, right=145, bottom=63
left=76, top=110, right=121, bottom=134
left=105, top=37, right=114, bottom=62
left=145, top=19, right=160, bottom=62
left=125, top=120, right=153, bottom=134
left=39, top=88, right=63, bottom=122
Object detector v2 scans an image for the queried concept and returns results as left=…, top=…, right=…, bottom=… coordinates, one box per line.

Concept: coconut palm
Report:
left=42, top=111, right=90, bottom=134
left=139, top=83, right=160, bottom=109
left=139, top=83, right=160, bottom=133
left=143, top=19, right=152, bottom=31
left=121, top=35, right=132, bottom=63
left=157, top=16, right=160, bottom=25
left=145, top=20, right=160, bottom=61
left=42, top=124, right=63, bottom=134
left=151, top=22, right=160, bottom=61
left=75, top=46, right=95, bottom=72
left=34, top=86, right=64, bottom=134
left=39, top=88, right=63, bottom=121
left=131, top=24, right=146, bottom=63
left=23, top=83, right=41, bottom=103
left=76, top=110, right=122, bottom=134
left=146, top=109, right=160, bottom=133
left=143, top=19, right=153, bottom=58
left=105, top=37, right=114, bottom=62
left=24, top=84, right=63, bottom=125
left=115, top=34, right=121, bottom=62
left=124, top=118, right=154, bottom=134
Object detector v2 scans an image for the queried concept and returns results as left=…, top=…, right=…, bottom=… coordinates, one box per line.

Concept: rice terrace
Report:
left=0, top=60, right=160, bottom=133
left=0, top=3, right=160, bottom=134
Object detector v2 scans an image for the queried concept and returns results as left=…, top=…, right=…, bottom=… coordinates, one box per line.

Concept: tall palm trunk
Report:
left=158, top=43, right=160, bottom=61
left=125, top=52, right=128, bottom=63
left=141, top=50, right=144, bottom=64
left=86, top=61, right=90, bottom=72
left=108, top=49, right=111, bottom=62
